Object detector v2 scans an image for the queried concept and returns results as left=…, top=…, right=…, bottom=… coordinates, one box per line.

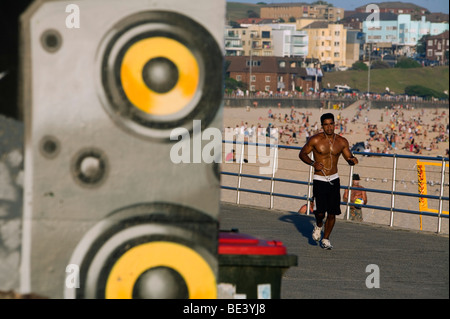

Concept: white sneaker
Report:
left=320, top=239, right=333, bottom=250
left=312, top=224, right=322, bottom=241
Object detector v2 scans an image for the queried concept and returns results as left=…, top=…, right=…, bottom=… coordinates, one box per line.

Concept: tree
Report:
left=225, top=77, right=247, bottom=94
left=395, top=57, right=421, bottom=68
left=228, top=20, right=240, bottom=28
left=247, top=10, right=259, bottom=18
left=312, top=1, right=333, bottom=6
left=416, top=35, right=429, bottom=58
left=351, top=61, right=368, bottom=71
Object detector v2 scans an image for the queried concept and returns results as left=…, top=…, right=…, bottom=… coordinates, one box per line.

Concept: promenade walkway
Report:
left=220, top=202, right=449, bottom=299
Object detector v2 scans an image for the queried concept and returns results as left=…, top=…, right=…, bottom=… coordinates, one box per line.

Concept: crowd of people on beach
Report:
left=223, top=106, right=319, bottom=146
left=224, top=104, right=449, bottom=157
left=363, top=105, right=449, bottom=156
left=226, top=89, right=449, bottom=104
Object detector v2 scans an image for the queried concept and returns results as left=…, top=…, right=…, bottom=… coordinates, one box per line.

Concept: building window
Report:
left=279, top=61, right=286, bottom=68
left=251, top=75, right=256, bottom=82
left=427, top=49, right=433, bottom=57
left=265, top=86, right=271, bottom=91
left=262, top=31, right=271, bottom=38
left=246, top=61, right=261, bottom=67
left=334, top=52, right=340, bottom=57
left=236, top=75, right=242, bottom=81
left=428, top=40, right=433, bottom=46
left=265, top=76, right=271, bottom=82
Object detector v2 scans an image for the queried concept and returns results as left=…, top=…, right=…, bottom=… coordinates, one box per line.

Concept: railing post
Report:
left=437, top=157, right=447, bottom=233
left=346, top=165, right=354, bottom=220
left=389, top=155, right=397, bottom=227
left=269, top=145, right=278, bottom=209
left=236, top=140, right=245, bottom=205
left=306, top=153, right=315, bottom=215
left=306, top=164, right=314, bottom=215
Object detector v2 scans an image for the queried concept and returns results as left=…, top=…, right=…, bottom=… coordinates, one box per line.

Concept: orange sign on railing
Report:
left=417, top=160, right=449, bottom=215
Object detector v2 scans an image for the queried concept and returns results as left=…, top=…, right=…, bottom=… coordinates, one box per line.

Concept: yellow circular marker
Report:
left=105, top=241, right=216, bottom=299
left=120, top=37, right=200, bottom=116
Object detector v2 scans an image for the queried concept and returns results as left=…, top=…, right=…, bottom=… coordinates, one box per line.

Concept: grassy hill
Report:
left=322, top=66, right=449, bottom=95
left=226, top=2, right=262, bottom=21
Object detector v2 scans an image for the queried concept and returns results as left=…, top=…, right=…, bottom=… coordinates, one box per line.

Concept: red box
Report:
left=218, top=231, right=297, bottom=299
left=219, top=232, right=287, bottom=255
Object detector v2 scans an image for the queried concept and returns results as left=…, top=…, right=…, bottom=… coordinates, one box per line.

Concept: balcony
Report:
left=292, top=39, right=308, bottom=46
left=225, top=42, right=243, bottom=49
left=252, top=44, right=273, bottom=50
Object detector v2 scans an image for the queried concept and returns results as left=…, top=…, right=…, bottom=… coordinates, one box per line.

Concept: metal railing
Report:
left=221, top=140, right=449, bottom=233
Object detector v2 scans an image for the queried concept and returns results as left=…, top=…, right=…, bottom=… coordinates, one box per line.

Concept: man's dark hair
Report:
left=320, top=113, right=334, bottom=125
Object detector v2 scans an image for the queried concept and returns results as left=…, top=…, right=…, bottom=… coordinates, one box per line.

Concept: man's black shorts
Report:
left=313, top=177, right=341, bottom=215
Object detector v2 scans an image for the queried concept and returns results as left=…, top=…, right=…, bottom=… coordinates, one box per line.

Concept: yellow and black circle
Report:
left=66, top=202, right=218, bottom=299
left=98, top=11, right=223, bottom=141
left=105, top=241, right=216, bottom=299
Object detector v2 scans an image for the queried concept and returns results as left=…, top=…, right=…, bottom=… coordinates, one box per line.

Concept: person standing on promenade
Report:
left=342, top=174, right=368, bottom=222
left=299, top=113, right=358, bottom=249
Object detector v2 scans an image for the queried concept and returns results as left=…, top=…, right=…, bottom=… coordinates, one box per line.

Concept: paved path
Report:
left=219, top=202, right=449, bottom=299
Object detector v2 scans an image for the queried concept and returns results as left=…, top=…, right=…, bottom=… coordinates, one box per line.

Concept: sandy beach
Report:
left=220, top=102, right=449, bottom=234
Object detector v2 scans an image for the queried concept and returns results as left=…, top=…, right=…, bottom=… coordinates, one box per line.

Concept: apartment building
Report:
left=363, top=14, right=449, bottom=54
left=269, top=24, right=308, bottom=57
left=225, top=26, right=244, bottom=56
left=426, top=30, right=449, bottom=63
left=261, top=3, right=344, bottom=22
left=226, top=56, right=322, bottom=92
left=300, top=21, right=348, bottom=67
left=346, top=30, right=365, bottom=66
left=228, top=25, right=274, bottom=56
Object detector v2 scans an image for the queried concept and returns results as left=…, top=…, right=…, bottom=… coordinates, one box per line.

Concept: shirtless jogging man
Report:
left=299, top=113, right=358, bottom=249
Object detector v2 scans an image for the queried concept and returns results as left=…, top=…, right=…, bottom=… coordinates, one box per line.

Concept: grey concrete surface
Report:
left=219, top=202, right=449, bottom=299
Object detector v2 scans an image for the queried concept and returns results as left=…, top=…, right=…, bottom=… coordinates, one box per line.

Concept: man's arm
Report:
left=343, top=189, right=349, bottom=202
left=362, top=190, right=368, bottom=205
left=341, top=138, right=358, bottom=166
left=299, top=140, right=315, bottom=166
left=300, top=136, right=326, bottom=171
